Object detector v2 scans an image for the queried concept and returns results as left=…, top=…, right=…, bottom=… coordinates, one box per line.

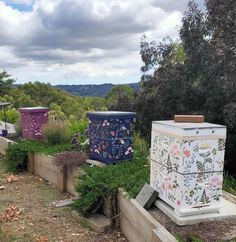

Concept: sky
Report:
left=0, top=0, right=205, bottom=85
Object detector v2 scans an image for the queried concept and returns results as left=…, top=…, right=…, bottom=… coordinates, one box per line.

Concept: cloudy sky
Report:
left=0, top=0, right=204, bottom=85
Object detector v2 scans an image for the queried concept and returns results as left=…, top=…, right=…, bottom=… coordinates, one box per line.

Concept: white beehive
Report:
left=150, top=120, right=226, bottom=216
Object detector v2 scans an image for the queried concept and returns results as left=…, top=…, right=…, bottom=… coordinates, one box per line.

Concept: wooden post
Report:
left=27, top=152, right=34, bottom=174
left=57, top=165, right=68, bottom=192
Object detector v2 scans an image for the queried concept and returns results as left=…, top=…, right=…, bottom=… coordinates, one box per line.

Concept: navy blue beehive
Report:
left=87, top=111, right=136, bottom=164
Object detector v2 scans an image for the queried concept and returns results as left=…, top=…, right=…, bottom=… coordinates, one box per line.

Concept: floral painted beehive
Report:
left=87, top=111, right=136, bottom=164
left=19, top=107, right=49, bottom=140
left=150, top=120, right=226, bottom=216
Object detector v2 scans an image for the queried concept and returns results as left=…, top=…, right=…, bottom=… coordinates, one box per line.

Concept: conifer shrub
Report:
left=73, top=146, right=150, bottom=216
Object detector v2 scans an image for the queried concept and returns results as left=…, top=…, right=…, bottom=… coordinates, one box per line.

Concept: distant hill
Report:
left=54, top=83, right=140, bottom=97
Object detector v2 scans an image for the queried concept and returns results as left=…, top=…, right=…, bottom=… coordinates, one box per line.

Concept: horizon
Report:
left=0, top=0, right=204, bottom=85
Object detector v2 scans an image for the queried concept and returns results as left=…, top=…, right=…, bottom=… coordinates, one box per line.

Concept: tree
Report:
left=136, top=36, right=191, bottom=137
left=106, top=85, right=135, bottom=111
left=0, top=70, right=15, bottom=96
left=135, top=0, right=236, bottom=173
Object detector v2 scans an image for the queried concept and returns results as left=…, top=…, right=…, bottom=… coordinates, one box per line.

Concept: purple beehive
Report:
left=18, top=107, right=49, bottom=140
left=87, top=111, right=136, bottom=164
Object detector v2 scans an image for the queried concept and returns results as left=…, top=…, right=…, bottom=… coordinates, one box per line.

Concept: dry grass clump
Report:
left=53, top=151, right=87, bottom=167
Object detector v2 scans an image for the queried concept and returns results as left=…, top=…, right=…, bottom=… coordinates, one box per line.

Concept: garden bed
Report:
left=28, top=152, right=79, bottom=196
left=149, top=193, right=236, bottom=242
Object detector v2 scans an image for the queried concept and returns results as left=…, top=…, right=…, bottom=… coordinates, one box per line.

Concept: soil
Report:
left=0, top=161, right=127, bottom=242
left=149, top=205, right=236, bottom=242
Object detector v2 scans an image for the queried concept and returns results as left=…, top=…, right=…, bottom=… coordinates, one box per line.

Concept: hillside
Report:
left=55, top=83, right=140, bottom=97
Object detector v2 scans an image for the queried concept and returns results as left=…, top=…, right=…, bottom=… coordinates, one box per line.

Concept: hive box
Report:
left=87, top=111, right=136, bottom=164
left=19, top=107, right=49, bottom=140
left=150, top=120, right=226, bottom=216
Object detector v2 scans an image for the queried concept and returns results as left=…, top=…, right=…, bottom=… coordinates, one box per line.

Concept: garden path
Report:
left=0, top=161, right=127, bottom=242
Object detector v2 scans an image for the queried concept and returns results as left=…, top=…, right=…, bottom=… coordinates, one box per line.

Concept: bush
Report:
left=43, top=121, right=71, bottom=145
left=2, top=143, right=27, bottom=173
left=223, top=172, right=236, bottom=196
left=15, top=116, right=22, bottom=138
left=0, top=109, right=19, bottom=124
left=74, top=150, right=149, bottom=216
left=69, top=120, right=88, bottom=136
left=1, top=140, right=76, bottom=173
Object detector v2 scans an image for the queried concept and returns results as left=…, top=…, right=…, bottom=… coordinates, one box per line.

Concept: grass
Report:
left=223, top=172, right=236, bottom=196
left=14, top=139, right=75, bottom=155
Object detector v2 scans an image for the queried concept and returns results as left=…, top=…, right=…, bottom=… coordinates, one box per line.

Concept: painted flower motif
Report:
left=168, top=182, right=172, bottom=190
left=102, top=120, right=110, bottom=127
left=209, top=176, right=222, bottom=187
left=176, top=200, right=181, bottom=206
left=110, top=131, right=116, bottom=137
left=183, top=149, right=191, bottom=158
left=170, top=145, right=180, bottom=156
left=161, top=182, right=165, bottom=191
left=120, top=139, right=125, bottom=144
left=94, top=149, right=100, bottom=154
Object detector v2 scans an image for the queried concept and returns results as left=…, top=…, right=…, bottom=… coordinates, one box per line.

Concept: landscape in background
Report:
left=54, top=83, right=140, bottom=97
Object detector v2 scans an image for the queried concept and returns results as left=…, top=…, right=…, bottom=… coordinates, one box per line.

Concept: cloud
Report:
left=3, top=0, right=33, bottom=5
left=0, top=0, right=201, bottom=84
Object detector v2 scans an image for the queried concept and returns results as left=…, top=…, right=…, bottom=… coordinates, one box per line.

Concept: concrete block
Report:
left=135, top=183, right=158, bottom=209
left=71, top=210, right=111, bottom=233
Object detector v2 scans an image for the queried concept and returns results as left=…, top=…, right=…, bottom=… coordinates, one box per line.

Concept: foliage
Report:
left=133, top=133, right=150, bottom=158
left=15, top=140, right=74, bottom=155
left=48, top=103, right=68, bottom=121
left=74, top=149, right=149, bottom=216
left=0, top=109, right=19, bottom=124
left=134, top=0, right=236, bottom=174
left=106, top=85, right=135, bottom=111
left=69, top=120, right=88, bottom=136
left=2, top=143, right=27, bottom=173
left=0, top=70, right=15, bottom=96
left=223, top=172, right=236, bottom=196
left=176, top=234, right=203, bottom=242
left=43, top=121, right=71, bottom=145
left=15, top=116, right=22, bottom=138
left=53, top=151, right=87, bottom=167
left=55, top=83, right=140, bottom=97
left=1, top=140, right=75, bottom=173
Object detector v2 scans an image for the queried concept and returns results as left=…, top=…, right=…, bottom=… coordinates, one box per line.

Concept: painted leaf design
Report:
left=200, top=190, right=210, bottom=204
left=205, top=158, right=213, bottom=164
left=217, top=139, right=226, bottom=151
left=196, top=161, right=204, bottom=172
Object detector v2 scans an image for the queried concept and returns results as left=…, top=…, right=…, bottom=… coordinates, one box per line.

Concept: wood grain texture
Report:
left=174, top=115, right=204, bottom=123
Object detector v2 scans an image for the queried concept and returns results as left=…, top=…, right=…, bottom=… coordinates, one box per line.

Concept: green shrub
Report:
left=43, top=121, right=71, bottom=145
left=15, top=140, right=75, bottom=155
left=74, top=150, right=149, bottom=216
left=133, top=133, right=150, bottom=158
left=0, top=109, right=19, bottom=124
left=69, top=120, right=88, bottom=136
left=223, top=172, right=236, bottom=196
left=2, top=143, right=27, bottom=173
left=15, top=116, right=22, bottom=138
left=1, top=140, right=76, bottom=173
